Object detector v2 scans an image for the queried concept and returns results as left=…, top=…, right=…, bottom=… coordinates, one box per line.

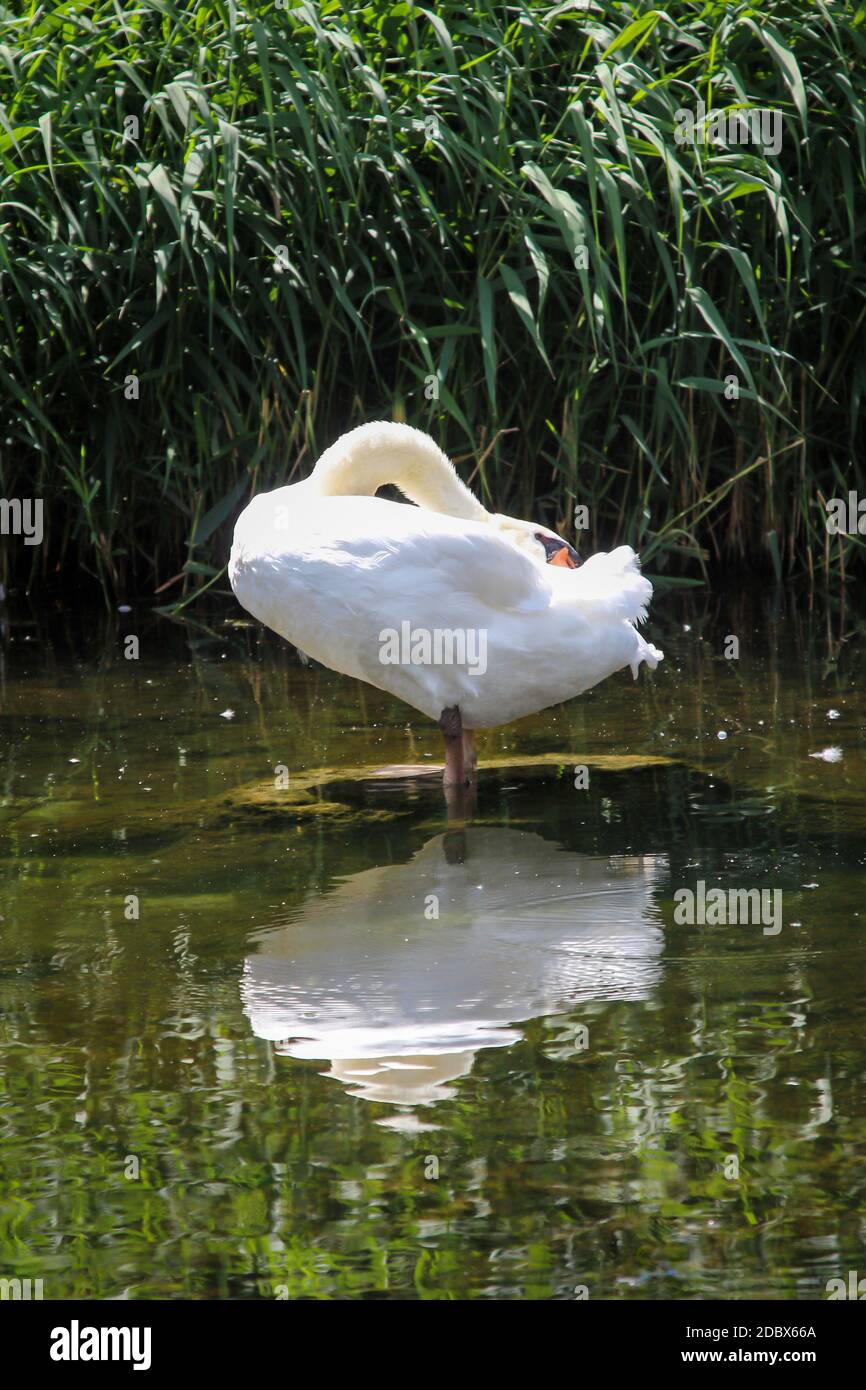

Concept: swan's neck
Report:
left=308, top=422, right=490, bottom=524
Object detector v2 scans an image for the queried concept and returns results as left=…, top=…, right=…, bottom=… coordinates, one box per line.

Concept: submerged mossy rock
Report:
left=218, top=752, right=679, bottom=826
left=216, top=782, right=403, bottom=827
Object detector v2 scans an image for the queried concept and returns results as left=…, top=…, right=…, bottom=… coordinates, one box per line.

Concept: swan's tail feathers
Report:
left=567, top=544, right=663, bottom=677
left=572, top=545, right=655, bottom=625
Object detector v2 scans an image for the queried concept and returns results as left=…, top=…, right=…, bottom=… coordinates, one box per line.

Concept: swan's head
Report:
left=489, top=513, right=580, bottom=569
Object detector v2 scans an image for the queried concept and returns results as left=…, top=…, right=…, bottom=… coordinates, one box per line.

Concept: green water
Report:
left=1, top=591, right=864, bottom=1300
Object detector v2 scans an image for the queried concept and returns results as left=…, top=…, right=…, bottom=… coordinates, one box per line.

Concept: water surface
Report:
left=1, top=590, right=864, bottom=1299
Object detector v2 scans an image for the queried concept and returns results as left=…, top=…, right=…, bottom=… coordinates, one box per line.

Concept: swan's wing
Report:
left=231, top=493, right=550, bottom=620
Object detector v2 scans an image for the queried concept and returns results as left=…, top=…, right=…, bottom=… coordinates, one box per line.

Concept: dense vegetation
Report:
left=1, top=0, right=865, bottom=601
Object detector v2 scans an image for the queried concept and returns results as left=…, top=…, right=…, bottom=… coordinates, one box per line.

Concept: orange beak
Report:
left=550, top=546, right=578, bottom=569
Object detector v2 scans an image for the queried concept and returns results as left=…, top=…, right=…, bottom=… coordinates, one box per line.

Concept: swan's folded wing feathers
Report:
left=297, top=498, right=550, bottom=617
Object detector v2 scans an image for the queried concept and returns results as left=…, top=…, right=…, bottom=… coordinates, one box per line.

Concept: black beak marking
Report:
left=534, top=532, right=580, bottom=566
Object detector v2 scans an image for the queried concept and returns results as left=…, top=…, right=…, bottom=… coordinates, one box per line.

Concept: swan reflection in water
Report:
left=242, top=827, right=666, bottom=1112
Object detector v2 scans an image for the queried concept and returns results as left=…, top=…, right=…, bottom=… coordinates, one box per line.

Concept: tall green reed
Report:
left=1, top=0, right=864, bottom=600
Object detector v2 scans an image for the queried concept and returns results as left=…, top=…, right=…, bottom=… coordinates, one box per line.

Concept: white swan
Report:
left=229, top=422, right=662, bottom=782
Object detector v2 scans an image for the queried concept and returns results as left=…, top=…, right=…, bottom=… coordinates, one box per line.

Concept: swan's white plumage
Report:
left=229, top=422, right=662, bottom=727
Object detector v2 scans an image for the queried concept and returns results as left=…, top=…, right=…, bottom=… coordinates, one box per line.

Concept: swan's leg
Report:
left=439, top=708, right=477, bottom=816
left=443, top=778, right=477, bottom=823
left=439, top=705, right=466, bottom=786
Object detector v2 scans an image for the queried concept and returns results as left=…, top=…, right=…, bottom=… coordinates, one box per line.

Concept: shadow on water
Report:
left=1, top=585, right=865, bottom=1298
